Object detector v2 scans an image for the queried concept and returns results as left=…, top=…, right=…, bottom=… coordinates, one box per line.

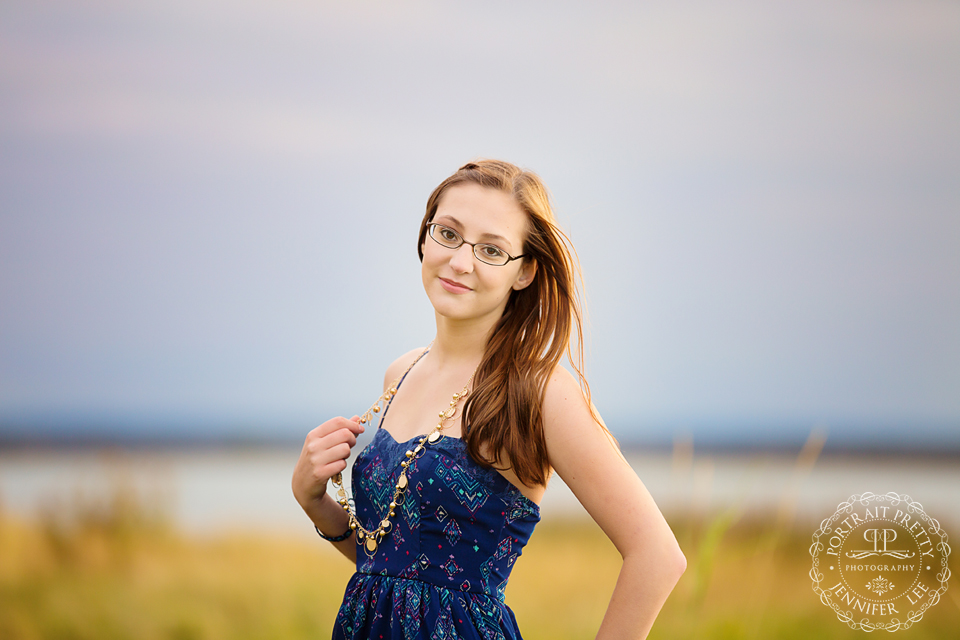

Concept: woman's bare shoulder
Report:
left=542, top=365, right=587, bottom=411
left=542, top=364, right=610, bottom=439
left=382, top=347, right=429, bottom=391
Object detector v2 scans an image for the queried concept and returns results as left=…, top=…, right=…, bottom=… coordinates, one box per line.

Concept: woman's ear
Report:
left=512, top=258, right=537, bottom=290
left=419, top=227, right=429, bottom=262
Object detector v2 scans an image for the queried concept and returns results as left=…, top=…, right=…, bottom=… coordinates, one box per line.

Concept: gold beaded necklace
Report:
left=330, top=346, right=479, bottom=557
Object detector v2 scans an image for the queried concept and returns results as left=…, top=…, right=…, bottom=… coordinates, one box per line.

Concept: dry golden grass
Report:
left=0, top=489, right=355, bottom=640
left=1, top=475, right=957, bottom=639
left=514, top=511, right=960, bottom=640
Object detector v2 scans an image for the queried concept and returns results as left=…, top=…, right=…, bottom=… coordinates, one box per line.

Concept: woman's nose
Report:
left=449, top=243, right=475, bottom=273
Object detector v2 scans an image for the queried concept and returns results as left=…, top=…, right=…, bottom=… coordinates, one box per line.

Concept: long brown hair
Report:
left=417, top=159, right=603, bottom=486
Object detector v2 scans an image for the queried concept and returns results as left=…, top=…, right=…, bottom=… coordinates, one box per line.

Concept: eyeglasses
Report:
left=426, top=223, right=526, bottom=266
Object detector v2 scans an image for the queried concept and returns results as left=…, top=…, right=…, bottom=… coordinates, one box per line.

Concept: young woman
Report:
left=292, top=160, right=686, bottom=639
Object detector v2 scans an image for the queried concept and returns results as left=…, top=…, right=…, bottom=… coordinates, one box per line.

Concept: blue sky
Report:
left=1, top=0, right=958, bottom=449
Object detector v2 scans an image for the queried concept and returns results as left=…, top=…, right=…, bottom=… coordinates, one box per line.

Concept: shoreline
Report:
left=3, top=446, right=958, bottom=536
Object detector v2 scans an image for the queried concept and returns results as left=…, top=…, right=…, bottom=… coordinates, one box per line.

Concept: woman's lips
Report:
left=439, top=277, right=472, bottom=294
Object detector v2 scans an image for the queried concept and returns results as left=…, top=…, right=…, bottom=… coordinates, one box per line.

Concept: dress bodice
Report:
left=351, top=428, right=541, bottom=602
left=333, top=350, right=541, bottom=640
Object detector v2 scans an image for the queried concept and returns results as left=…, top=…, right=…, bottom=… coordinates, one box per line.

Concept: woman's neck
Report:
left=430, top=313, right=494, bottom=369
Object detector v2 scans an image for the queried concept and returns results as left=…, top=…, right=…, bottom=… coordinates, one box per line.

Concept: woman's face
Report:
left=421, top=182, right=537, bottom=326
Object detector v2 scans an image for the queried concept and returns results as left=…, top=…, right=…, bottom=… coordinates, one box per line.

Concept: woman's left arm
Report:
left=543, top=367, right=686, bottom=640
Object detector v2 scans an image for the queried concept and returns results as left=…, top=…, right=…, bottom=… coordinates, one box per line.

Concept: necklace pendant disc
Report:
left=428, top=431, right=441, bottom=444
left=397, top=473, right=408, bottom=489
left=365, top=537, right=378, bottom=553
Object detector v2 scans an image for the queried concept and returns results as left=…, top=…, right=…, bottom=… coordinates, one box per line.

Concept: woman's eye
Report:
left=439, top=228, right=458, bottom=242
left=481, top=245, right=506, bottom=258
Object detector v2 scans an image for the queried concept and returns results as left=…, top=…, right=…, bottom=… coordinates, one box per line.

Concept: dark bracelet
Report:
left=315, top=524, right=353, bottom=542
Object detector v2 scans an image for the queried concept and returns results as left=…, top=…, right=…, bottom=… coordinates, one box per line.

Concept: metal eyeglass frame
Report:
left=426, top=223, right=527, bottom=266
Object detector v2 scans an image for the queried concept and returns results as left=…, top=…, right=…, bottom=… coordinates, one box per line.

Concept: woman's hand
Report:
left=292, top=415, right=365, bottom=509
left=291, top=415, right=365, bottom=563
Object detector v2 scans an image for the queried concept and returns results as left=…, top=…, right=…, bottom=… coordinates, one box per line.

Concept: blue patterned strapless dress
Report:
left=332, top=393, right=541, bottom=639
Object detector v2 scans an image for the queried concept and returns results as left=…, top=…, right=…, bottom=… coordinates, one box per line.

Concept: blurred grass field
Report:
left=1, top=482, right=956, bottom=640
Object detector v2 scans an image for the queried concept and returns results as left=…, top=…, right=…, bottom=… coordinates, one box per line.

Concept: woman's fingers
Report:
left=311, top=415, right=364, bottom=439
left=315, top=440, right=353, bottom=467
left=293, top=416, right=367, bottom=505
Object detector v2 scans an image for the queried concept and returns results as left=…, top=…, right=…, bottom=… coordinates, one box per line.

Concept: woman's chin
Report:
left=424, top=282, right=513, bottom=325
left=430, top=302, right=476, bottom=322
left=431, top=301, right=511, bottom=327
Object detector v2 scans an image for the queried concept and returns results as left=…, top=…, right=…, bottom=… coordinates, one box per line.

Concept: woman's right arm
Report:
left=293, top=348, right=423, bottom=563
left=291, top=415, right=365, bottom=563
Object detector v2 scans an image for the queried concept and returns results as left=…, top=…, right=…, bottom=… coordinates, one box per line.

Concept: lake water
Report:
left=2, top=446, right=958, bottom=539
